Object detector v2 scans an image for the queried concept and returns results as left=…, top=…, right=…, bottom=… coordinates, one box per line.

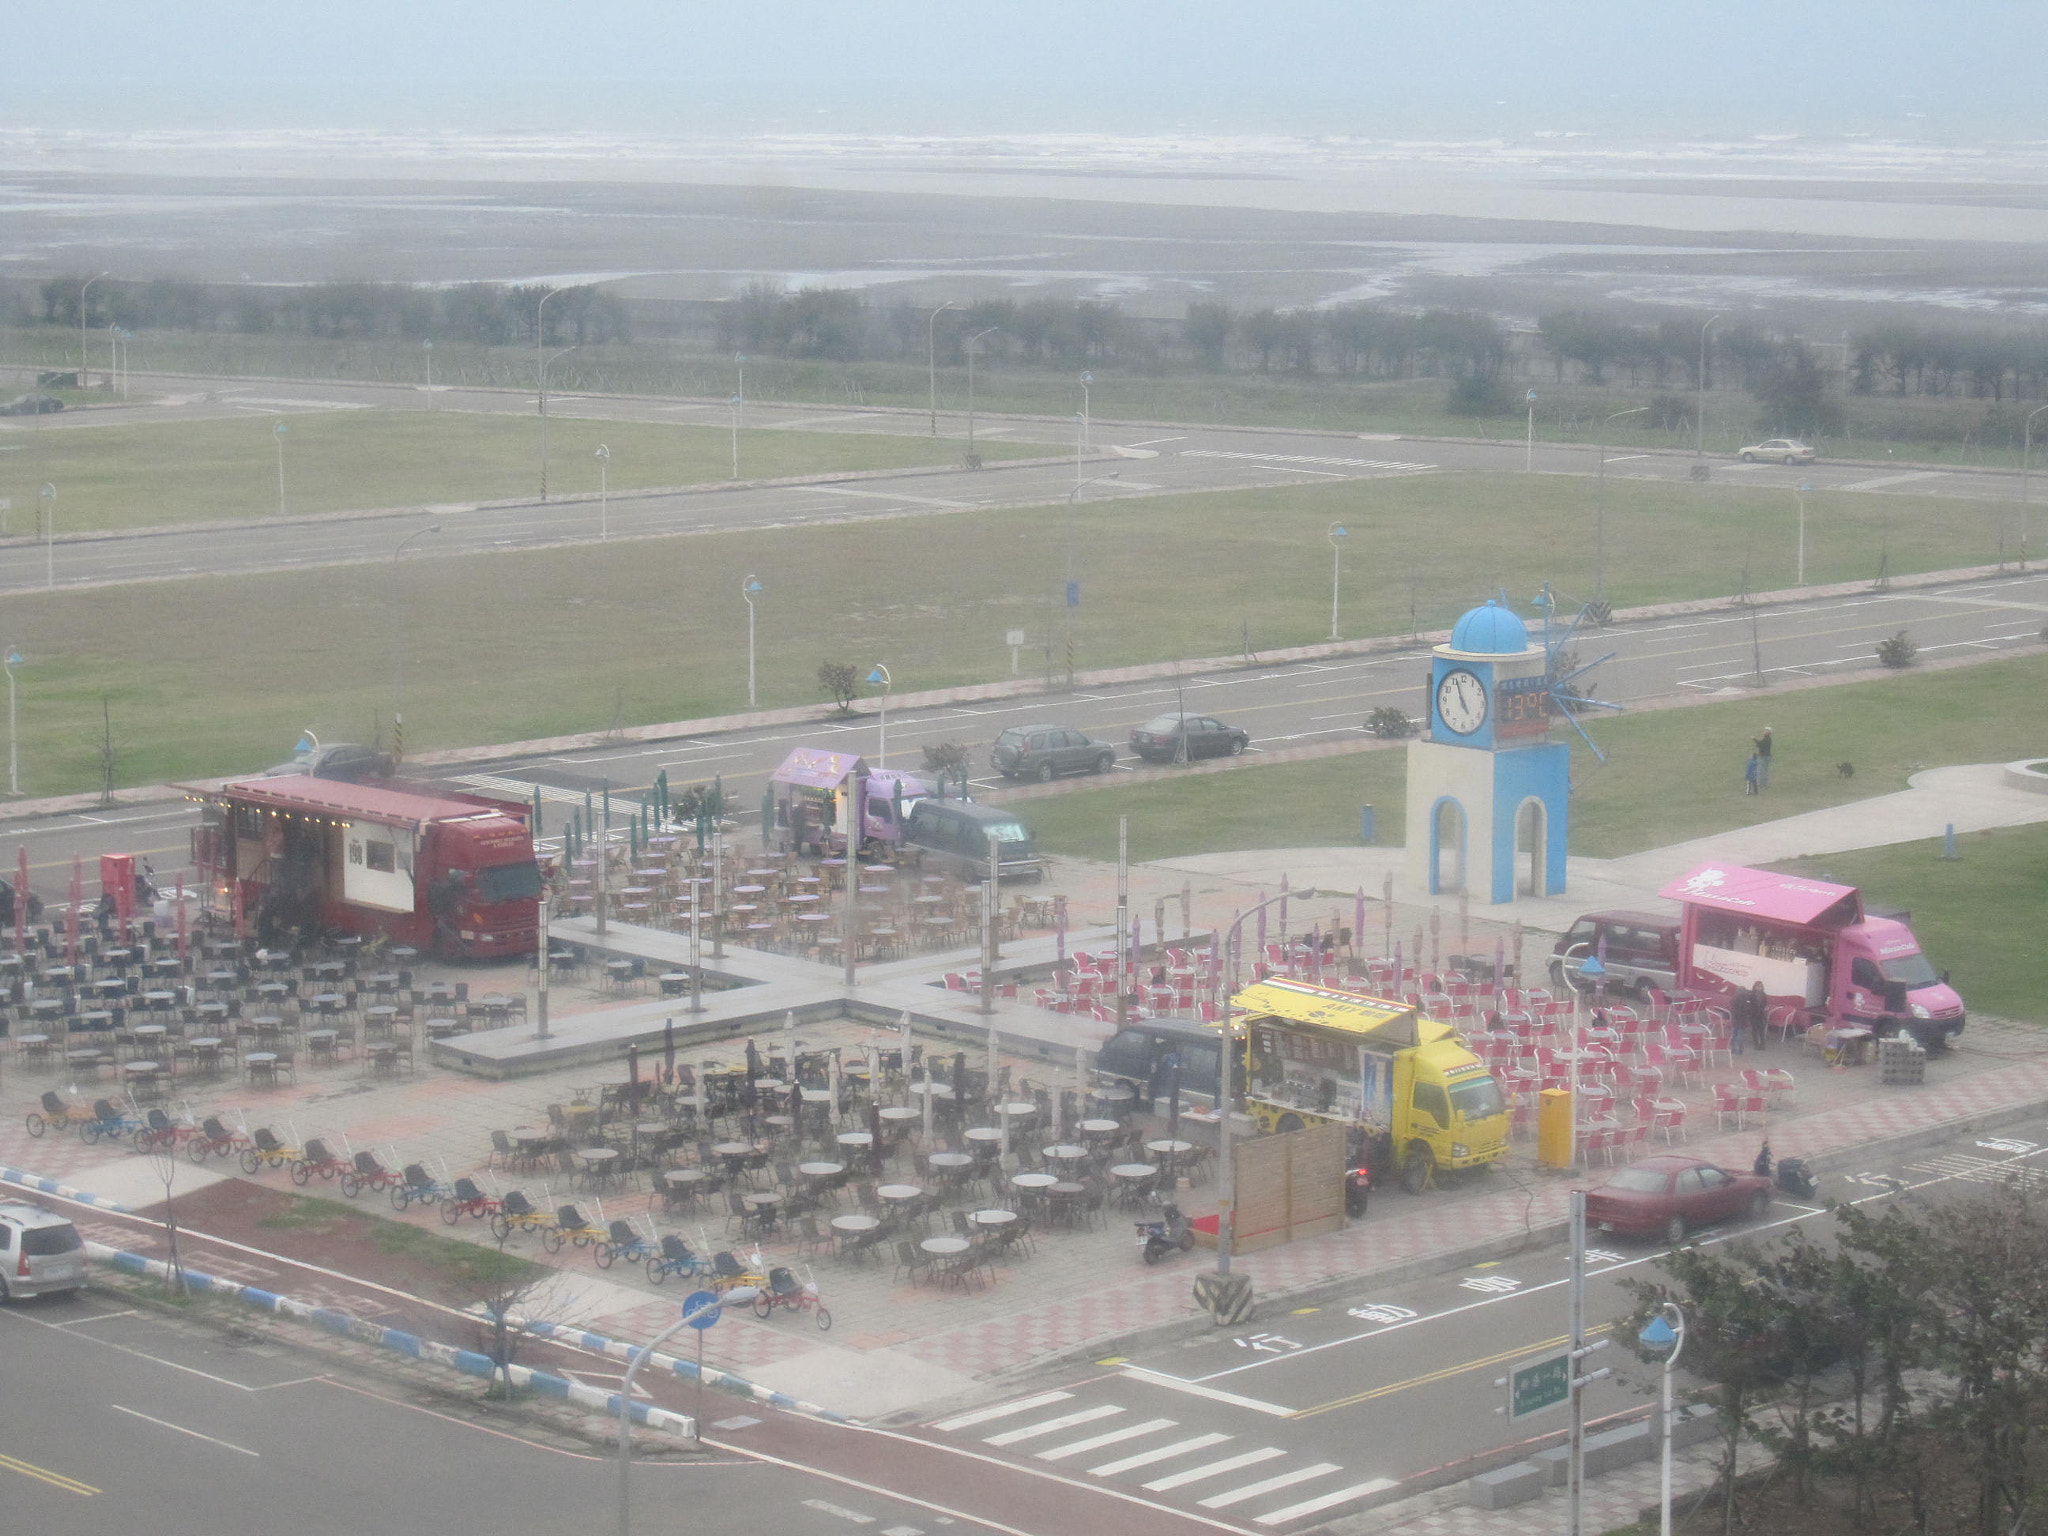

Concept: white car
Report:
left=1738, top=438, right=1816, bottom=465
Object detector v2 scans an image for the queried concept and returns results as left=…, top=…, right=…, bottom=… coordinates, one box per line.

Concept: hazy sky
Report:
left=9, top=0, right=2044, bottom=138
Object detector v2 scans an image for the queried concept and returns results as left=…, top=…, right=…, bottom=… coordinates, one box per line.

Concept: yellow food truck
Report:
left=1235, top=977, right=1510, bottom=1193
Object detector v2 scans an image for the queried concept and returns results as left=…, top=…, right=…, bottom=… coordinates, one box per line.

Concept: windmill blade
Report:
left=1552, top=648, right=1617, bottom=693
left=1556, top=698, right=1610, bottom=763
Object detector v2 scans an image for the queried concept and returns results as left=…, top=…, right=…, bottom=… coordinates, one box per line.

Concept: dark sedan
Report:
left=1584, top=1153, right=1772, bottom=1245
left=1129, top=713, right=1250, bottom=763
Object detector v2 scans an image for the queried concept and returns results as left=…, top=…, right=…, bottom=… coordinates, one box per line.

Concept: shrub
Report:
left=817, top=660, right=858, bottom=712
left=1364, top=706, right=1415, bottom=738
left=1444, top=375, right=1519, bottom=417
left=1875, top=630, right=1918, bottom=668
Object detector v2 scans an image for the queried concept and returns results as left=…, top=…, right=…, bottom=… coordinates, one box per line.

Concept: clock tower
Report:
left=1404, top=600, right=1571, bottom=903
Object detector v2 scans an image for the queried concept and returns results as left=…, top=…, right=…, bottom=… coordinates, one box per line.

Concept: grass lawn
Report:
left=1023, top=654, right=2048, bottom=866
left=0, top=408, right=1048, bottom=533
left=1769, top=825, right=2048, bottom=1024
left=2, top=471, right=2034, bottom=795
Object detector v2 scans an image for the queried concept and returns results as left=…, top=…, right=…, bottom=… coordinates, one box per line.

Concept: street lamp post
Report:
left=2020, top=403, right=2048, bottom=570
left=79, top=271, right=108, bottom=387
left=728, top=395, right=741, bottom=479
left=1595, top=406, right=1650, bottom=601
left=742, top=575, right=763, bottom=707
left=616, top=1287, right=757, bottom=1536
left=1208, top=890, right=1298, bottom=1279
left=1526, top=389, right=1538, bottom=472
left=1062, top=473, right=1120, bottom=687
left=1079, top=371, right=1093, bottom=451
left=5, top=648, right=22, bottom=797
left=272, top=421, right=288, bottom=517
left=38, top=484, right=55, bottom=591
left=422, top=338, right=434, bottom=409
left=1795, top=480, right=1813, bottom=587
left=926, top=302, right=957, bottom=435
left=535, top=286, right=569, bottom=500
left=1697, top=313, right=1725, bottom=460
left=965, top=326, right=998, bottom=462
left=595, top=444, right=611, bottom=541
left=1638, top=1303, right=1688, bottom=1536
left=1327, top=522, right=1349, bottom=641
left=867, top=664, right=891, bottom=766
left=390, top=523, right=442, bottom=765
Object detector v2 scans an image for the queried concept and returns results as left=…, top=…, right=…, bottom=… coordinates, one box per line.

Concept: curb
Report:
left=511, top=1313, right=848, bottom=1423
left=0, top=1165, right=134, bottom=1213
left=84, top=1240, right=699, bottom=1435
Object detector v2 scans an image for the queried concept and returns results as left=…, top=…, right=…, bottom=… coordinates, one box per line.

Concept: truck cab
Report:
left=1837, top=916, right=1964, bottom=1049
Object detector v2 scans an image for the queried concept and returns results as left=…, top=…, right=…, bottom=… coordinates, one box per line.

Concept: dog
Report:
left=1836, top=762, right=1855, bottom=779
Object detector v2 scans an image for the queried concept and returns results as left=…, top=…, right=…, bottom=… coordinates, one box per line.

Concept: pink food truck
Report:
left=1659, top=862, right=1965, bottom=1051
left=760, top=748, right=932, bottom=858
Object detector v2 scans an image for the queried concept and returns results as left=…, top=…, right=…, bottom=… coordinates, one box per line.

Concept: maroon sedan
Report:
left=1584, top=1154, right=1773, bottom=1245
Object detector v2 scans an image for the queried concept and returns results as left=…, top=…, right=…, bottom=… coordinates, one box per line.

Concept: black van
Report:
left=903, top=799, right=1043, bottom=881
left=1095, top=1020, right=1223, bottom=1106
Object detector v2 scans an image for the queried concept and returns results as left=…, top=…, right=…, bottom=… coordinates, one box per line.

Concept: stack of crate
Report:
left=1878, top=1034, right=1926, bottom=1086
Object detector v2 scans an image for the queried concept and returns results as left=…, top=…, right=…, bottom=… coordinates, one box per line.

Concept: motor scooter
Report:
left=1135, top=1202, right=1194, bottom=1265
left=1345, top=1160, right=1371, bottom=1219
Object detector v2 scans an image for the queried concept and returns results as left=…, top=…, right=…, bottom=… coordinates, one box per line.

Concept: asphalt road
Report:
left=3, top=567, right=2043, bottom=896
left=902, top=1113, right=2048, bottom=1528
left=0, top=1296, right=986, bottom=1536
left=0, top=367, right=2035, bottom=594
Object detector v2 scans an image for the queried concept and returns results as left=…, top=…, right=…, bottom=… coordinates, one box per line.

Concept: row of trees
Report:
left=1850, top=320, right=2048, bottom=401
left=1621, top=1181, right=2048, bottom=1536
left=25, top=276, right=632, bottom=348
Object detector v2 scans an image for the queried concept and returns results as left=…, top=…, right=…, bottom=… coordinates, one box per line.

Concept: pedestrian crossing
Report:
left=452, top=772, right=593, bottom=805
left=1905, top=1152, right=2048, bottom=1189
left=929, top=1392, right=1395, bottom=1526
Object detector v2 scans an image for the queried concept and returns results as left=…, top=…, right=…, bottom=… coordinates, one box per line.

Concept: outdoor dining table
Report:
left=1009, top=1172, right=1057, bottom=1206
left=140, top=991, right=178, bottom=1015
left=13, top=1033, right=51, bottom=1064
left=926, top=1151, right=975, bottom=1176
left=877, top=1183, right=924, bottom=1205
left=798, top=1160, right=845, bottom=1180
left=878, top=1106, right=920, bottom=1124
left=131, top=1022, right=169, bottom=1047
left=962, top=1127, right=1004, bottom=1146
left=995, top=1101, right=1037, bottom=1121
left=907, top=1081, right=954, bottom=1101
left=969, top=1209, right=1017, bottom=1231
left=1042, top=1143, right=1089, bottom=1167
left=1146, top=1139, right=1194, bottom=1170
left=920, top=1235, right=969, bottom=1256
left=835, top=1131, right=875, bottom=1153
left=244, top=1050, right=278, bottom=1084
left=1111, top=1163, right=1160, bottom=1206
left=830, top=1212, right=879, bottom=1235
left=577, top=1147, right=621, bottom=1189
left=1079, top=1118, right=1123, bottom=1138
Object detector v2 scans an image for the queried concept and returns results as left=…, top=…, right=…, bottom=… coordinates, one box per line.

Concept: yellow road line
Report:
left=1290, top=1324, right=1611, bottom=1420
left=0, top=1451, right=98, bottom=1495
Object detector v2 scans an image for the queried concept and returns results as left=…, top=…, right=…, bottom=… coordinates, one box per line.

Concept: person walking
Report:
left=1744, top=753, right=1761, bottom=795
left=1753, top=727, right=1773, bottom=788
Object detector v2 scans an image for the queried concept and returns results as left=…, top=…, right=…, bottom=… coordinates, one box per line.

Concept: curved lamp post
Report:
left=1795, top=481, right=1813, bottom=587
left=1638, top=1302, right=1687, bottom=1536
left=867, top=664, right=891, bottom=766
left=926, top=302, right=957, bottom=434
left=595, top=444, right=611, bottom=541
left=79, top=271, right=109, bottom=385
left=37, top=484, right=55, bottom=591
left=617, top=1286, right=758, bottom=1536
left=1595, top=406, right=1649, bottom=601
left=1061, top=473, right=1120, bottom=687
left=965, top=326, right=999, bottom=460
left=1697, top=313, right=1725, bottom=459
left=272, top=421, right=288, bottom=517
left=742, top=575, right=763, bottom=707
left=390, top=523, right=442, bottom=764
left=2020, top=403, right=2048, bottom=570
left=1327, top=522, right=1349, bottom=640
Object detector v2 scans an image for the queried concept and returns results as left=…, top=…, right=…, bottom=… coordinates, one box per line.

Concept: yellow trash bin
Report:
left=1537, top=1088, right=1575, bottom=1168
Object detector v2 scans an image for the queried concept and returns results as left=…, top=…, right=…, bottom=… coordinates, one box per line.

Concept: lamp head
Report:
left=1638, top=1312, right=1678, bottom=1358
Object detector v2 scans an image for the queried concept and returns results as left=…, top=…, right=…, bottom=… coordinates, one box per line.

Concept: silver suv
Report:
left=0, top=1201, right=88, bottom=1301
left=990, top=724, right=1116, bottom=782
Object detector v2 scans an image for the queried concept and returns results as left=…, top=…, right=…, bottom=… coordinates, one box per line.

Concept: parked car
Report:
left=261, top=742, right=394, bottom=782
left=0, top=394, right=63, bottom=416
left=1548, top=911, right=1680, bottom=998
left=0, top=1201, right=87, bottom=1301
left=1129, top=713, right=1250, bottom=763
left=991, top=724, right=1116, bottom=781
left=903, top=798, right=1042, bottom=881
left=1584, top=1154, right=1772, bottom=1245
left=1738, top=438, right=1816, bottom=465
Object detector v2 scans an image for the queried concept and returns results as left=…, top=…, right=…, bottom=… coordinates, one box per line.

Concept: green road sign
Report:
left=1507, top=1352, right=1571, bottom=1420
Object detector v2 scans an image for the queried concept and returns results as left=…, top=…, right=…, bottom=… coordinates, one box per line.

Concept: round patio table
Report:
left=878, top=1106, right=920, bottom=1124
left=969, top=1209, right=1017, bottom=1229
left=798, top=1161, right=845, bottom=1179
left=830, top=1213, right=879, bottom=1234
left=927, top=1151, right=974, bottom=1172
left=920, top=1236, right=969, bottom=1256
left=1080, top=1118, right=1122, bottom=1137
left=995, top=1101, right=1037, bottom=1120
left=1009, top=1172, right=1057, bottom=1192
left=1042, top=1144, right=1088, bottom=1165
left=963, top=1127, right=1004, bottom=1145
left=907, top=1081, right=953, bottom=1101
left=877, top=1183, right=924, bottom=1204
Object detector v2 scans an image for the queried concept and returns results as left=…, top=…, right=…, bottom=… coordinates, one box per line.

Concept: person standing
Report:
left=1753, top=727, right=1773, bottom=788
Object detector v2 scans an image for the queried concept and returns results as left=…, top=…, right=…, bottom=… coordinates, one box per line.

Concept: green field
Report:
left=1770, top=825, right=2048, bottom=1023
left=0, top=408, right=1048, bottom=533
left=1023, top=654, right=2048, bottom=864
left=0, top=470, right=2036, bottom=796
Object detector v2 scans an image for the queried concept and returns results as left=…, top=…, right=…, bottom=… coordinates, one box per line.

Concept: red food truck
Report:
left=184, top=776, right=541, bottom=960
left=1660, top=862, right=1964, bottom=1050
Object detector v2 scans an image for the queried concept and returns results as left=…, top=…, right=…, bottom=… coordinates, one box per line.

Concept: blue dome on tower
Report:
left=1449, top=600, right=1530, bottom=654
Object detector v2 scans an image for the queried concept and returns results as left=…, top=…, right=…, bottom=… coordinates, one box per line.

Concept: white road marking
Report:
left=931, top=1391, right=1073, bottom=1432
left=1179, top=449, right=1435, bottom=471
left=1253, top=1477, right=1400, bottom=1525
left=1089, top=1432, right=1232, bottom=1477
left=1035, top=1418, right=1177, bottom=1461
left=801, top=1498, right=876, bottom=1524
left=1123, top=437, right=1188, bottom=447
left=810, top=486, right=976, bottom=509
left=983, top=1404, right=1123, bottom=1445
left=1837, top=470, right=1945, bottom=491
left=110, top=1404, right=260, bottom=1456
left=1199, top=1462, right=1343, bottom=1509
left=1142, top=1447, right=1286, bottom=1491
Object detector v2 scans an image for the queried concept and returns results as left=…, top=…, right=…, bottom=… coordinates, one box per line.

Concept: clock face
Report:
left=1436, top=668, right=1489, bottom=735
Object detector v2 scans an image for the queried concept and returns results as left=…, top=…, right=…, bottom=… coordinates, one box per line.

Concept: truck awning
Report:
left=1659, top=863, right=1862, bottom=927
left=768, top=748, right=867, bottom=791
left=194, top=777, right=519, bottom=835
left=1231, top=978, right=1448, bottom=1048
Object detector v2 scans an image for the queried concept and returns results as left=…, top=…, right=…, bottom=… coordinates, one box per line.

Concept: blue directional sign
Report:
left=682, top=1289, right=722, bottom=1329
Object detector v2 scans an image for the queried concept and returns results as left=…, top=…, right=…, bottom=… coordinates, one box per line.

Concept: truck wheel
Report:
left=1275, top=1113, right=1305, bottom=1134
left=1401, top=1144, right=1435, bottom=1195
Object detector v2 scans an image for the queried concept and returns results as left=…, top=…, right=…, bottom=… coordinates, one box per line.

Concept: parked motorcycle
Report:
left=1136, top=1202, right=1195, bottom=1265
